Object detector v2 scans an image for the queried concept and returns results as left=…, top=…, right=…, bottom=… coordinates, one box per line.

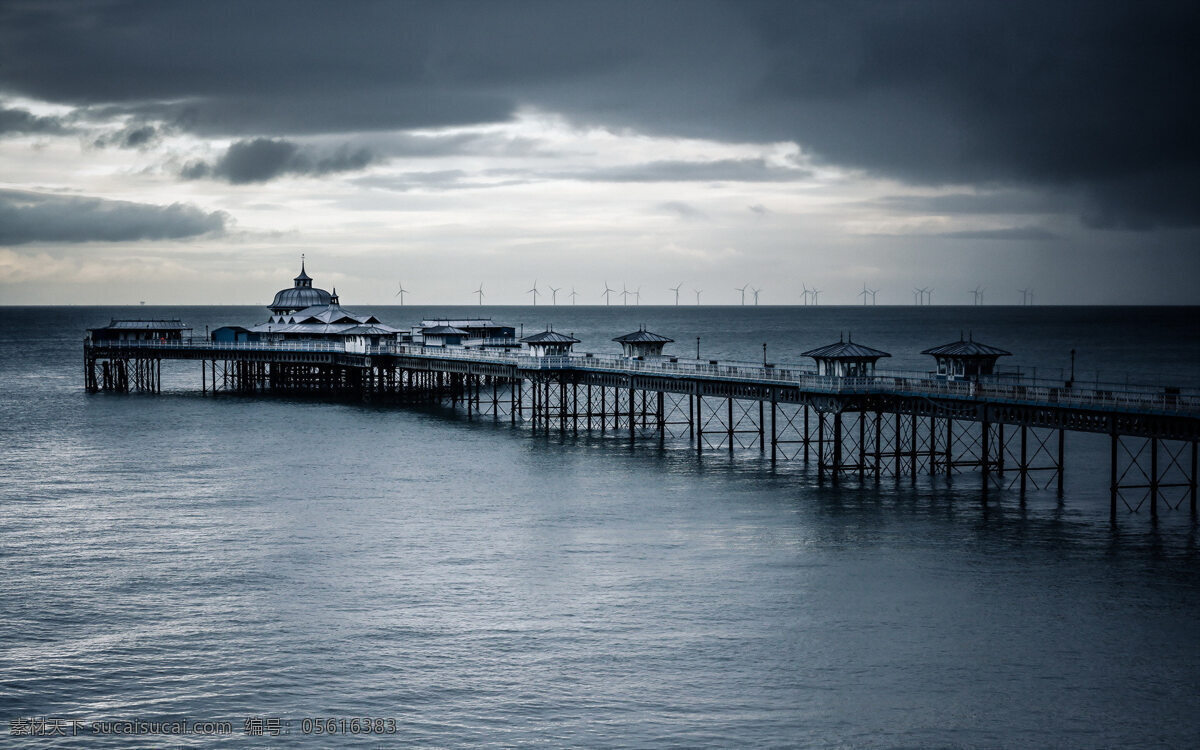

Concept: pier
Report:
left=84, top=336, right=1200, bottom=520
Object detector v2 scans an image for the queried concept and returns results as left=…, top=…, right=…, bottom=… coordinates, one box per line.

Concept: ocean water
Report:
left=2, top=305, right=1199, bottom=748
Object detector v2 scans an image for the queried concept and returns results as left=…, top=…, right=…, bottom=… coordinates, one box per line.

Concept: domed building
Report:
left=243, top=261, right=402, bottom=350
left=268, top=260, right=332, bottom=314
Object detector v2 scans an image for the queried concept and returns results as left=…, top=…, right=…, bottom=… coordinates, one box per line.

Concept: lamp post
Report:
left=763, top=342, right=767, bottom=365
left=696, top=336, right=700, bottom=359
left=1068, top=348, right=1076, bottom=387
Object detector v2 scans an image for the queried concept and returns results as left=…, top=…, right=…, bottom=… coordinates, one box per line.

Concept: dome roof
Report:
left=268, top=260, right=332, bottom=312
left=270, top=286, right=332, bottom=313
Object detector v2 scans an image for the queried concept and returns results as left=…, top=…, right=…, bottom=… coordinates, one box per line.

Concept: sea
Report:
left=2, top=304, right=1199, bottom=749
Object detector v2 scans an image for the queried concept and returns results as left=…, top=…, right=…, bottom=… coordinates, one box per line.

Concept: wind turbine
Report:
left=602, top=282, right=615, bottom=306
left=620, top=283, right=630, bottom=306
left=859, top=283, right=871, bottom=306
left=570, top=287, right=579, bottom=305
left=1019, top=288, right=1034, bottom=306
left=752, top=287, right=761, bottom=305
left=811, top=288, right=822, bottom=306
left=527, top=279, right=540, bottom=305
left=694, top=288, right=703, bottom=305
left=474, top=283, right=485, bottom=305
left=634, top=286, right=642, bottom=306
left=913, top=288, right=922, bottom=306
left=736, top=284, right=748, bottom=305
left=394, top=281, right=408, bottom=305
left=669, top=283, right=682, bottom=305
left=549, top=285, right=560, bottom=305
left=801, top=284, right=812, bottom=306
left=925, top=288, right=934, bottom=305
left=970, top=285, right=984, bottom=305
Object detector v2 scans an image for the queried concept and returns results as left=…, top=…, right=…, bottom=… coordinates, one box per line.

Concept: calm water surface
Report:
left=2, top=306, right=1199, bottom=748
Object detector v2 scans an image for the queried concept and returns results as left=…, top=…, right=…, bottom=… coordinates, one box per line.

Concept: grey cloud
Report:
left=935, top=227, right=1060, bottom=241
left=564, top=159, right=810, bottom=183
left=865, top=192, right=1075, bottom=217
left=93, top=123, right=159, bottom=149
left=0, top=189, right=227, bottom=245
left=0, top=1, right=1196, bottom=226
left=0, top=106, right=69, bottom=135
left=183, top=138, right=377, bottom=183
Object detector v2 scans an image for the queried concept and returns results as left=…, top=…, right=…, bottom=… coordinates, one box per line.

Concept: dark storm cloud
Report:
left=183, top=138, right=377, bottom=183
left=92, top=123, right=159, bottom=149
left=0, top=189, right=227, bottom=245
left=0, top=106, right=69, bottom=135
left=0, top=1, right=1196, bottom=226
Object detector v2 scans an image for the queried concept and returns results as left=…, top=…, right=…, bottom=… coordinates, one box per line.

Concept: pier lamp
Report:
left=696, top=336, right=700, bottom=359
left=763, top=342, right=767, bottom=365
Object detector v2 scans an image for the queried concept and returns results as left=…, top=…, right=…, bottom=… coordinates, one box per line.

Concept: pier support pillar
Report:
left=727, top=397, right=734, bottom=453
left=1110, top=431, right=1119, bottom=519
left=832, top=410, right=842, bottom=485
left=1191, top=440, right=1198, bottom=515
left=770, top=399, right=777, bottom=463
left=1057, top=428, right=1066, bottom=497
left=1150, top=437, right=1159, bottom=518
left=981, top=415, right=990, bottom=498
left=1020, top=424, right=1028, bottom=496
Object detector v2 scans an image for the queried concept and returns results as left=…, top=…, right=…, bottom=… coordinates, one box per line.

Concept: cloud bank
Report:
left=0, top=1, right=1194, bottom=227
left=0, top=190, right=228, bottom=245
left=181, top=138, right=377, bottom=183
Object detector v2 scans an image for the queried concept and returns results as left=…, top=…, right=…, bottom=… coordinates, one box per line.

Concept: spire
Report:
left=330, top=286, right=339, bottom=305
left=294, top=254, right=312, bottom=287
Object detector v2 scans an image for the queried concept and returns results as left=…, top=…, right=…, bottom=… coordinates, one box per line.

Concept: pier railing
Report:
left=85, top=338, right=1200, bottom=415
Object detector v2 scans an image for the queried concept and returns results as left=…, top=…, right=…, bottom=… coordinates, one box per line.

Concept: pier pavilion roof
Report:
left=91, top=319, right=190, bottom=332
left=520, top=330, right=580, bottom=344
left=273, top=303, right=383, bottom=326
left=422, top=325, right=471, bottom=336
left=921, top=338, right=1011, bottom=358
left=252, top=301, right=398, bottom=339
left=341, top=325, right=398, bottom=336
left=802, top=338, right=891, bottom=361
left=269, top=261, right=332, bottom=313
left=88, top=319, right=192, bottom=342
left=803, top=335, right=890, bottom=377
left=613, top=329, right=674, bottom=344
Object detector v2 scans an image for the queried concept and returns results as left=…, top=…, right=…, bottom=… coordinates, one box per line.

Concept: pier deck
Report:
left=84, top=338, right=1200, bottom=518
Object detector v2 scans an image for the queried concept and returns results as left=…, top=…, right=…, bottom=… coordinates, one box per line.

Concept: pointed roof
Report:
left=802, top=336, right=890, bottom=360
left=520, top=330, right=580, bottom=344
left=921, top=337, right=1011, bottom=358
left=294, top=259, right=311, bottom=282
left=423, top=325, right=470, bottom=335
left=341, top=325, right=397, bottom=335
left=290, top=303, right=380, bottom=325
left=613, top=329, right=674, bottom=343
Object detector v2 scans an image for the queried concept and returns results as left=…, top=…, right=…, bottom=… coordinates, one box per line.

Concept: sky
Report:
left=0, top=0, right=1197, bottom=306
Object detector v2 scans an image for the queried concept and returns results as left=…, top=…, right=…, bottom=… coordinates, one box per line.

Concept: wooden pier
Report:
left=84, top=339, right=1200, bottom=520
